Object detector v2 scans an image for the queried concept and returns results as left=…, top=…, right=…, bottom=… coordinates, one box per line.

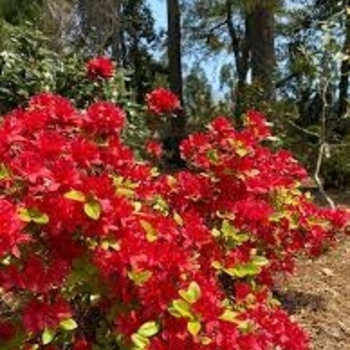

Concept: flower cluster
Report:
left=146, top=88, right=180, bottom=115
left=0, top=93, right=346, bottom=349
left=86, top=56, right=114, bottom=80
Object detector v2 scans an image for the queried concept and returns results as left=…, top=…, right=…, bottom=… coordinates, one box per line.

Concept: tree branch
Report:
left=314, top=77, right=335, bottom=209
left=225, top=1, right=242, bottom=71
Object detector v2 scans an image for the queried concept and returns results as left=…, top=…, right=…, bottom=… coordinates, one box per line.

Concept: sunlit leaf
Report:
left=60, top=318, right=78, bottom=331
left=137, top=321, right=159, bottom=338
left=64, top=190, right=86, bottom=202
left=84, top=199, right=101, bottom=220
left=187, top=320, right=201, bottom=336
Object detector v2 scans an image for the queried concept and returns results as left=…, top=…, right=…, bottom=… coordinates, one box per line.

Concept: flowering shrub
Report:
left=0, top=91, right=346, bottom=350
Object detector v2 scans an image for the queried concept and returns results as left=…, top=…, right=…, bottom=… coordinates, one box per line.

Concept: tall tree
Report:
left=182, top=0, right=278, bottom=116
left=163, top=0, right=186, bottom=170
left=246, top=1, right=276, bottom=100
left=338, top=1, right=350, bottom=123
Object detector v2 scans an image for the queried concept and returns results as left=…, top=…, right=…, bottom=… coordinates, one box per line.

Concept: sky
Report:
left=148, top=0, right=166, bottom=30
left=147, top=0, right=229, bottom=96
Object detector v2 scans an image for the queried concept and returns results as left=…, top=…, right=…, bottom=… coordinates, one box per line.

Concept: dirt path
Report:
left=277, top=234, right=350, bottom=350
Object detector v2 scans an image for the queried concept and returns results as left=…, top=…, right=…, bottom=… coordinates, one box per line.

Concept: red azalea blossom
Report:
left=145, top=139, right=163, bottom=158
left=22, top=299, right=72, bottom=333
left=86, top=56, right=114, bottom=80
left=84, top=101, right=125, bottom=135
left=73, top=338, right=91, bottom=350
left=0, top=320, right=15, bottom=343
left=146, top=88, right=180, bottom=115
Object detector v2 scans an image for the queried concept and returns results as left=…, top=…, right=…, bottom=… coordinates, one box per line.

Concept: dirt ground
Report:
left=276, top=190, right=350, bottom=350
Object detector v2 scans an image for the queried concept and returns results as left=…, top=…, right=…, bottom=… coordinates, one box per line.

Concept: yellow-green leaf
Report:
left=179, top=281, right=201, bottom=304
left=60, top=318, right=78, bottom=331
left=237, top=320, right=254, bottom=333
left=251, top=256, right=269, bottom=267
left=64, top=190, right=86, bottom=202
left=128, top=270, right=152, bottom=286
left=211, top=261, right=222, bottom=269
left=140, top=220, right=158, bottom=242
left=18, top=208, right=49, bottom=224
left=0, top=164, right=10, bottom=180
left=168, top=299, right=192, bottom=318
left=187, top=320, right=201, bottom=336
left=31, top=211, right=49, bottom=225
left=18, top=208, right=32, bottom=223
left=131, top=333, right=150, bottom=349
left=225, top=264, right=260, bottom=278
left=84, top=200, right=101, bottom=220
left=116, top=187, right=135, bottom=197
left=219, top=310, right=239, bottom=323
left=137, top=321, right=159, bottom=338
left=42, top=328, right=56, bottom=345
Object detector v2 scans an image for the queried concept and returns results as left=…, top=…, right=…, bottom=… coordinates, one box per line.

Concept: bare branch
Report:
left=314, top=77, right=335, bottom=209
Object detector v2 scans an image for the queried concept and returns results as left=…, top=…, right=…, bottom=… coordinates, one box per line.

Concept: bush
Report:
left=0, top=24, right=150, bottom=152
left=0, top=67, right=346, bottom=349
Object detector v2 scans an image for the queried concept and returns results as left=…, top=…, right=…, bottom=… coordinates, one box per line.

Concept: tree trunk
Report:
left=110, top=0, right=123, bottom=65
left=338, top=2, right=350, bottom=125
left=247, top=1, right=275, bottom=100
left=164, top=0, right=186, bottom=170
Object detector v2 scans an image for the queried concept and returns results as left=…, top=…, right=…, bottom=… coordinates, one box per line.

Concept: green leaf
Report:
left=59, top=318, right=78, bottom=331
left=31, top=209, right=49, bottom=224
left=219, top=310, right=239, bottom=323
left=128, top=270, right=152, bottom=286
left=251, top=256, right=269, bottom=267
left=236, top=146, right=248, bottom=157
left=179, top=281, right=201, bottom=304
left=140, top=220, right=158, bottom=242
left=152, top=196, right=168, bottom=214
left=115, top=187, right=135, bottom=197
left=207, top=149, right=219, bottom=163
left=131, top=333, right=150, bottom=349
left=224, top=256, right=268, bottom=278
left=211, top=261, right=222, bottom=269
left=225, top=264, right=260, bottom=278
left=64, top=190, right=86, bottom=202
left=0, top=164, right=10, bottom=180
left=18, top=208, right=32, bottom=223
left=237, top=320, right=254, bottom=333
left=42, top=328, right=56, bottom=345
left=221, top=220, right=249, bottom=244
left=137, top=321, right=159, bottom=338
left=187, top=320, right=201, bottom=336
left=18, top=207, right=49, bottom=224
left=84, top=199, right=101, bottom=220
left=168, top=299, right=193, bottom=318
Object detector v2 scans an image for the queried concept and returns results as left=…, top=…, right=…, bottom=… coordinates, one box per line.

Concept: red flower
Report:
left=145, top=139, right=163, bottom=158
left=86, top=57, right=114, bottom=80
left=22, top=299, right=72, bottom=333
left=0, top=199, right=28, bottom=259
left=84, top=101, right=125, bottom=135
left=146, top=88, right=180, bottom=115
left=73, top=338, right=91, bottom=350
left=0, top=320, right=15, bottom=343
